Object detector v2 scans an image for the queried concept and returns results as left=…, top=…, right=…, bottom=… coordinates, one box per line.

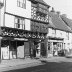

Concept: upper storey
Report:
left=5, top=0, right=31, bottom=18
left=30, top=0, right=50, bottom=23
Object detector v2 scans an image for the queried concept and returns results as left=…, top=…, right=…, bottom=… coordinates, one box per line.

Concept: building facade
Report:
left=47, top=10, right=72, bottom=57
left=28, top=0, right=50, bottom=58
left=0, top=0, right=50, bottom=61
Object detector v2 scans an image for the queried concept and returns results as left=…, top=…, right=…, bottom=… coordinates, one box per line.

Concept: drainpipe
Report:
left=0, top=1, right=4, bottom=63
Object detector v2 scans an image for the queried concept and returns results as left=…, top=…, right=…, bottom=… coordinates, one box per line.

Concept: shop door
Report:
left=24, top=42, right=30, bottom=58
left=36, top=43, right=41, bottom=57
left=41, top=42, right=46, bottom=56
left=48, top=42, right=53, bottom=57
left=17, top=41, right=24, bottom=59
left=1, top=40, right=9, bottom=60
left=10, top=41, right=17, bottom=59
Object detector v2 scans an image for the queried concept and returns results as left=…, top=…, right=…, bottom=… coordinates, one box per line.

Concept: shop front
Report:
left=29, top=38, right=42, bottom=58
left=1, top=37, right=28, bottom=60
left=0, top=27, right=47, bottom=61
left=47, top=37, right=64, bottom=57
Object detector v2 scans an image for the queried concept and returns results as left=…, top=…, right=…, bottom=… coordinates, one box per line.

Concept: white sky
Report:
left=44, top=0, right=72, bottom=19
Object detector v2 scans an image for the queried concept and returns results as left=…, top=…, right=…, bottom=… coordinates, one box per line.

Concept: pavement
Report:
left=0, top=58, right=41, bottom=67
left=0, top=58, right=42, bottom=72
left=0, top=56, right=72, bottom=72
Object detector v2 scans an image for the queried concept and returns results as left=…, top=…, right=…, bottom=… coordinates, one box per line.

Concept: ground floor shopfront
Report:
left=0, top=27, right=47, bottom=61
left=0, top=38, right=47, bottom=60
left=47, top=37, right=64, bottom=57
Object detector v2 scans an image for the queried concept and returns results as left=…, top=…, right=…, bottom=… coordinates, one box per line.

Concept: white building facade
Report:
left=0, top=0, right=32, bottom=60
left=0, top=0, right=50, bottom=61
left=47, top=12, right=72, bottom=57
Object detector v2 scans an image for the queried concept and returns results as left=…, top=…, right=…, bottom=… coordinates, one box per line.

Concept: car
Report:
left=58, top=49, right=65, bottom=56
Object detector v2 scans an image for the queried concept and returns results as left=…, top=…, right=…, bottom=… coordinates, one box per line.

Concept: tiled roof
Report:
left=48, top=16, right=57, bottom=29
left=48, top=12, right=72, bottom=32
left=30, top=0, right=50, bottom=7
left=61, top=15, right=72, bottom=30
left=35, top=0, right=48, bottom=5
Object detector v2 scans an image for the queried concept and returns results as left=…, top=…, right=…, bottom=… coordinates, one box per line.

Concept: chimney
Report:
left=50, top=7, right=55, bottom=12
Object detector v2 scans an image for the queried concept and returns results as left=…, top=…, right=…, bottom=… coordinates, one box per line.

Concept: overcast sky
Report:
left=44, top=0, right=72, bottom=19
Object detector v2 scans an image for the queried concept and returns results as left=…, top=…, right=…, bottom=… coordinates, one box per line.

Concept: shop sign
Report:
left=14, top=38, right=28, bottom=41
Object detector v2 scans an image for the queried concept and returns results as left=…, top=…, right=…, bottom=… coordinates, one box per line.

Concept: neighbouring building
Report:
left=61, top=15, right=72, bottom=54
left=0, top=0, right=50, bottom=61
left=29, top=0, right=50, bottom=58
left=47, top=8, right=72, bottom=57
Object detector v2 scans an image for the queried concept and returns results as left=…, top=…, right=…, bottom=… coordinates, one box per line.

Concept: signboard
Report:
left=14, top=38, right=28, bottom=41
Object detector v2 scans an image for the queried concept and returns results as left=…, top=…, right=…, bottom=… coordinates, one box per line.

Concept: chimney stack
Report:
left=50, top=7, right=55, bottom=12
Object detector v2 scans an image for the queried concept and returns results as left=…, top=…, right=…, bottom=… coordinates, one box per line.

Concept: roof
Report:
left=48, top=16, right=57, bottom=29
left=61, top=15, right=72, bottom=30
left=35, top=0, right=48, bottom=5
left=48, top=12, right=72, bottom=32
left=30, top=0, right=50, bottom=8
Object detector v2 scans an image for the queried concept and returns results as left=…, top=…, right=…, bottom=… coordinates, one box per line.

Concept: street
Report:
left=3, top=57, right=72, bottom=72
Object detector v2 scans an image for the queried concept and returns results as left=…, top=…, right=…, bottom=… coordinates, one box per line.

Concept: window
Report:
left=17, top=0, right=26, bottom=9
left=66, top=32, right=69, bottom=40
left=15, top=17, right=25, bottom=30
left=52, top=29, right=56, bottom=35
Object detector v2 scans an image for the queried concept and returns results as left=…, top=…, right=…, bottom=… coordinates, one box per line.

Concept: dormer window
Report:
left=17, top=0, right=26, bottom=9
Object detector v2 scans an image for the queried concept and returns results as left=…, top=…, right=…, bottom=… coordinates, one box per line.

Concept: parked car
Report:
left=58, top=49, right=65, bottom=56
left=65, top=49, right=72, bottom=58
left=65, top=54, right=72, bottom=58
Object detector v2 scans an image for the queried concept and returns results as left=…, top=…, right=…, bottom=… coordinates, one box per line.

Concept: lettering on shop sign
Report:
left=14, top=38, right=28, bottom=41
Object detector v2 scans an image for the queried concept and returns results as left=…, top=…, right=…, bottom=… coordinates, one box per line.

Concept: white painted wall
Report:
left=6, top=0, right=31, bottom=18
left=25, top=19, right=30, bottom=31
left=1, top=0, right=31, bottom=29
left=47, top=28, right=55, bottom=37
left=5, top=14, right=14, bottom=28
left=17, top=45, right=24, bottom=58
left=4, top=13, right=31, bottom=30
left=47, top=28, right=72, bottom=51
left=56, top=30, right=62, bottom=38
left=0, top=0, right=5, bottom=26
left=47, top=28, right=53, bottom=36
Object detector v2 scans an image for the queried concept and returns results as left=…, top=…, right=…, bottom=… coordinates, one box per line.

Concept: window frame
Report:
left=14, top=17, right=25, bottom=30
left=17, top=0, right=26, bottom=9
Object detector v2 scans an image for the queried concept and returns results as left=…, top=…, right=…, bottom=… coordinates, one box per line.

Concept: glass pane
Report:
left=20, top=2, right=23, bottom=8
left=15, top=24, right=16, bottom=28
left=20, top=19, right=22, bottom=24
left=18, top=24, right=20, bottom=28
left=23, top=19, right=25, bottom=24
left=17, top=18, right=20, bottom=24
left=19, top=24, right=22, bottom=29
left=17, top=1, right=20, bottom=7
left=19, top=0, right=23, bottom=3
left=23, top=0, right=26, bottom=4
left=23, top=24, right=25, bottom=30
left=15, top=18, right=18, bottom=23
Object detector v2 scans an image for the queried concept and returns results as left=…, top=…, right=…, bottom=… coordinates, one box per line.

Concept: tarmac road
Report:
left=3, top=58, right=72, bottom=72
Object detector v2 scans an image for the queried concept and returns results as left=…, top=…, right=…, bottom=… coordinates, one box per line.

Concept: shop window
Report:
left=15, top=17, right=25, bottom=30
left=17, top=0, right=26, bottom=9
